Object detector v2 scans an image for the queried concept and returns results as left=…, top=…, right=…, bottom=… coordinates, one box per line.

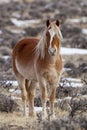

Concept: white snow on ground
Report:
left=82, top=29, right=87, bottom=35
left=6, top=81, right=18, bottom=87
left=9, top=29, right=25, bottom=34
left=10, top=96, right=21, bottom=100
left=34, top=107, right=42, bottom=112
left=0, top=0, right=10, bottom=4
left=9, top=89, right=15, bottom=93
left=63, top=78, right=81, bottom=82
left=9, top=89, right=21, bottom=94
left=60, top=78, right=83, bottom=87
left=68, top=82, right=83, bottom=87
left=0, top=0, right=18, bottom=4
left=66, top=17, right=87, bottom=24
left=64, top=68, right=72, bottom=71
left=10, top=18, right=41, bottom=28
left=7, top=77, right=83, bottom=95
left=60, top=82, right=83, bottom=88
left=2, top=56, right=10, bottom=61
left=61, top=47, right=87, bottom=55
left=21, top=107, right=42, bottom=113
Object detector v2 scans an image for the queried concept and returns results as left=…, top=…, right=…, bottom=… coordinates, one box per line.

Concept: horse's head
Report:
left=46, top=19, right=63, bottom=56
left=36, top=19, right=63, bottom=59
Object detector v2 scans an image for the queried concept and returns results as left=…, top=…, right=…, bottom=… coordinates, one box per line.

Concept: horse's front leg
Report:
left=49, top=85, right=57, bottom=119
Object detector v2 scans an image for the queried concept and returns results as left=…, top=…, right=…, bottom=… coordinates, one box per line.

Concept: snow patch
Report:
left=82, top=29, right=87, bottom=35
left=0, top=0, right=18, bottom=4
left=66, top=17, right=87, bottom=24
left=2, top=56, right=10, bottom=61
left=11, top=18, right=41, bottom=28
left=10, top=29, right=25, bottom=34
left=60, top=78, right=83, bottom=88
left=6, top=81, right=18, bottom=87
left=9, top=89, right=21, bottom=94
left=64, top=78, right=81, bottom=83
left=61, top=47, right=87, bottom=55
left=34, top=107, right=42, bottom=112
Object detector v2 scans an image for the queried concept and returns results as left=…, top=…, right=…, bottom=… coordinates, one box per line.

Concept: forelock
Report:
left=48, top=22, right=63, bottom=41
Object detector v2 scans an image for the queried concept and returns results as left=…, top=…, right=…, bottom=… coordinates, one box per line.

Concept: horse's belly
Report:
left=16, top=61, right=37, bottom=80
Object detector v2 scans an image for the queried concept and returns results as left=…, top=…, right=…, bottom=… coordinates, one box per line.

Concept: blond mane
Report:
left=35, top=23, right=63, bottom=59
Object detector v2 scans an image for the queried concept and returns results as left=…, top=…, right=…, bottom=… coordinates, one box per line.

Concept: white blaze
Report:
left=49, top=29, right=55, bottom=48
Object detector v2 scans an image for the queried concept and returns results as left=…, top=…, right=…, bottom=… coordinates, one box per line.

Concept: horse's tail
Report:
left=12, top=46, right=22, bottom=79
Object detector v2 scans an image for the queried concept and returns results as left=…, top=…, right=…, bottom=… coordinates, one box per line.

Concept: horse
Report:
left=12, top=19, right=63, bottom=119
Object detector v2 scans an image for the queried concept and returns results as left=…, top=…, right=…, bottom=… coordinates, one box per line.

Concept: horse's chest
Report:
left=42, top=68, right=59, bottom=84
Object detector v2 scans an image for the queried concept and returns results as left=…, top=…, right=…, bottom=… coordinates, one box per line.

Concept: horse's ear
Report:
left=46, top=19, right=50, bottom=27
left=56, top=19, right=60, bottom=26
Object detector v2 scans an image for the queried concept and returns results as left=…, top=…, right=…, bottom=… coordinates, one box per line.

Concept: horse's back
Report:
left=13, top=38, right=39, bottom=57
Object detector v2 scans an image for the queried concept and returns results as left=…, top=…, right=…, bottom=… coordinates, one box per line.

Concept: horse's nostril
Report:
left=54, top=49, right=56, bottom=53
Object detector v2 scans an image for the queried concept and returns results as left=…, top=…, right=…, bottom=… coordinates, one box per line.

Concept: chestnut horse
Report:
left=12, top=19, right=63, bottom=118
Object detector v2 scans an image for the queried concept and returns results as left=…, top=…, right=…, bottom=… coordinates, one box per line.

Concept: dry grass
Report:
left=0, top=112, right=38, bottom=130
left=0, top=111, right=67, bottom=130
left=0, top=112, right=29, bottom=126
left=0, top=104, right=69, bottom=128
left=0, top=99, right=87, bottom=130
left=55, top=108, right=68, bottom=118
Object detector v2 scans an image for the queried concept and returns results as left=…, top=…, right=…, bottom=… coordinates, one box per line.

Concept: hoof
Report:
left=41, top=110, right=48, bottom=120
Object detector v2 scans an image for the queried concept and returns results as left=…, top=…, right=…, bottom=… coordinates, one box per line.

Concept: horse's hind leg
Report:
left=18, top=77, right=28, bottom=116
left=26, top=80, right=36, bottom=117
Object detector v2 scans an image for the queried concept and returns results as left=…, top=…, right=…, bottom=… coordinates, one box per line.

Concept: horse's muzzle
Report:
left=48, top=48, right=57, bottom=56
